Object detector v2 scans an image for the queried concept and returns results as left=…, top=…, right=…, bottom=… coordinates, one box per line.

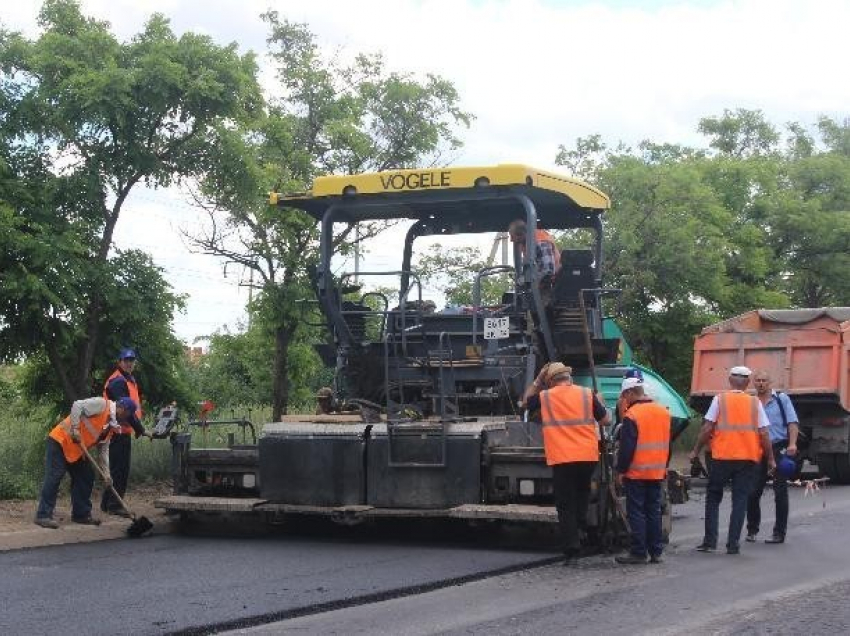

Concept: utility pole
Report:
left=487, top=232, right=510, bottom=267
left=354, top=223, right=361, bottom=284
left=247, top=265, right=254, bottom=328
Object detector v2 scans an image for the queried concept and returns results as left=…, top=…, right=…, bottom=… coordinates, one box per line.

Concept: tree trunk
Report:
left=73, top=196, right=128, bottom=400
left=272, top=322, right=296, bottom=420
left=45, top=336, right=79, bottom=404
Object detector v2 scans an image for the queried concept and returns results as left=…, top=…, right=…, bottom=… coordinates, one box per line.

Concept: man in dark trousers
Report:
left=746, top=369, right=800, bottom=544
left=35, top=397, right=137, bottom=528
left=101, top=348, right=150, bottom=516
left=689, top=366, right=775, bottom=555
left=614, top=374, right=671, bottom=565
left=522, top=362, right=609, bottom=564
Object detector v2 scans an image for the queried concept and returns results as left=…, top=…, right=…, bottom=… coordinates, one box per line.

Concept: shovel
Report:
left=79, top=443, right=153, bottom=538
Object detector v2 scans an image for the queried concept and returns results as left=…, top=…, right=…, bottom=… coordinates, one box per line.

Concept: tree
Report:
left=16, top=249, right=192, bottom=410
left=0, top=0, right=260, bottom=403
left=191, top=13, right=472, bottom=419
left=414, top=244, right=512, bottom=307
left=553, top=111, right=849, bottom=392
left=698, top=108, right=781, bottom=158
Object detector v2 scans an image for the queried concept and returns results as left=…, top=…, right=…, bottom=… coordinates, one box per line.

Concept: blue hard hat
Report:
left=118, top=348, right=137, bottom=360
left=624, top=367, right=644, bottom=381
left=777, top=455, right=797, bottom=479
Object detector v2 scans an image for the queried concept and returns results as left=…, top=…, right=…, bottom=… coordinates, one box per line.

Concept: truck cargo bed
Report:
left=691, top=308, right=850, bottom=411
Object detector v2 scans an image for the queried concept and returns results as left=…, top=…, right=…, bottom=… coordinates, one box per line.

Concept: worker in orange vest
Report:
left=522, top=362, right=609, bottom=564
left=689, top=366, right=775, bottom=555
left=101, top=348, right=151, bottom=516
left=34, top=397, right=138, bottom=529
left=614, top=373, right=671, bottom=565
left=508, top=219, right=561, bottom=303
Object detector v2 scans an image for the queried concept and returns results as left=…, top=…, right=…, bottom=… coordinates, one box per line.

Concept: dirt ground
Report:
left=0, top=481, right=173, bottom=550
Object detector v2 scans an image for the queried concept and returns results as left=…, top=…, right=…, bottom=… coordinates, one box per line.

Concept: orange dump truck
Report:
left=690, top=308, right=850, bottom=483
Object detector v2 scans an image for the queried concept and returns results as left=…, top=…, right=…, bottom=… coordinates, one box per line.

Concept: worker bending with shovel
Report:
left=35, top=397, right=137, bottom=529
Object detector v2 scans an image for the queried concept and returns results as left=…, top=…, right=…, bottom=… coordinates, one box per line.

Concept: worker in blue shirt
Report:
left=746, top=369, right=799, bottom=544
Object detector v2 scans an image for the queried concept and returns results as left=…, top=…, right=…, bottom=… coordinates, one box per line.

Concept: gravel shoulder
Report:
left=0, top=482, right=173, bottom=551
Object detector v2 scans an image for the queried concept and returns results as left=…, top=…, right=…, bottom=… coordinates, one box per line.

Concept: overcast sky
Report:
left=3, top=0, right=848, bottom=344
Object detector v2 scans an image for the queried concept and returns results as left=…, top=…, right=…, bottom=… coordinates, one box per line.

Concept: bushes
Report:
left=0, top=401, right=54, bottom=499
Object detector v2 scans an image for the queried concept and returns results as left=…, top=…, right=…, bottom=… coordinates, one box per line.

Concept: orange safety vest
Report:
left=104, top=369, right=142, bottom=435
left=710, top=392, right=762, bottom=462
left=535, top=229, right=562, bottom=272
left=540, top=384, right=599, bottom=465
left=48, top=401, right=115, bottom=463
left=623, top=400, right=671, bottom=481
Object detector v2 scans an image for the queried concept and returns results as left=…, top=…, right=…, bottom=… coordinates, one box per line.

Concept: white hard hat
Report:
left=730, top=365, right=752, bottom=377
left=620, top=376, right=644, bottom=394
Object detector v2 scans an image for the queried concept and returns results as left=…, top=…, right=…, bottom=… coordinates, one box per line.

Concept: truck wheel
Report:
left=817, top=453, right=850, bottom=484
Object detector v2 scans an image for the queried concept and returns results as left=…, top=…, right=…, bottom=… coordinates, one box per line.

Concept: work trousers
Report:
left=36, top=438, right=95, bottom=521
left=101, top=433, right=131, bottom=511
left=624, top=478, right=663, bottom=558
left=747, top=441, right=789, bottom=537
left=552, top=461, right=597, bottom=555
left=704, top=459, right=758, bottom=549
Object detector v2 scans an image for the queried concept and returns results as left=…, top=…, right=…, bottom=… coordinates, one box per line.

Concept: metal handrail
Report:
left=472, top=265, right=515, bottom=345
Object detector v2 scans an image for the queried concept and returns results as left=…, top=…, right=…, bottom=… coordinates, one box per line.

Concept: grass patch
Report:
left=0, top=402, right=56, bottom=499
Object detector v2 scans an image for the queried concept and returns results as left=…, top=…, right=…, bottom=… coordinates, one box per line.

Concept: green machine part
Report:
left=572, top=318, right=693, bottom=435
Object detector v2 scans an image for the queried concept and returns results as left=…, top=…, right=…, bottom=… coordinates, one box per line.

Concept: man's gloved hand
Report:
left=71, top=431, right=81, bottom=444
left=104, top=476, right=113, bottom=489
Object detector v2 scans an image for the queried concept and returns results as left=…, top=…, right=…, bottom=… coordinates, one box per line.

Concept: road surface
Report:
left=2, top=483, right=848, bottom=635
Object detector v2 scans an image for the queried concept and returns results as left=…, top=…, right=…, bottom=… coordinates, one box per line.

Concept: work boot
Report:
left=649, top=554, right=664, bottom=564
left=726, top=545, right=740, bottom=555
left=765, top=534, right=785, bottom=544
left=615, top=553, right=647, bottom=565
left=72, top=516, right=102, bottom=526
left=34, top=517, right=59, bottom=529
left=745, top=533, right=757, bottom=543
left=696, top=543, right=716, bottom=552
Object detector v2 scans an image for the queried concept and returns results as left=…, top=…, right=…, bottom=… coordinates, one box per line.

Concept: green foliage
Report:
left=184, top=328, right=272, bottom=407
left=552, top=111, right=850, bottom=394
left=0, top=0, right=261, bottom=404
left=698, top=108, right=780, bottom=158
left=191, top=13, right=473, bottom=418
left=414, top=243, right=511, bottom=307
left=5, top=247, right=191, bottom=410
left=0, top=386, right=55, bottom=499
